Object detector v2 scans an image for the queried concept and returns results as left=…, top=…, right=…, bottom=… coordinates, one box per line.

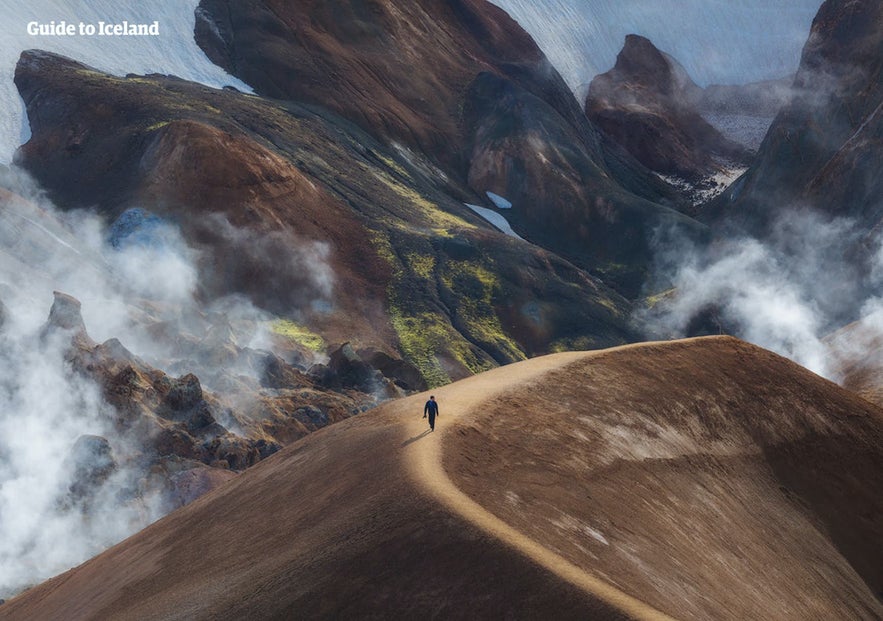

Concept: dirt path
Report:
left=400, top=348, right=678, bottom=621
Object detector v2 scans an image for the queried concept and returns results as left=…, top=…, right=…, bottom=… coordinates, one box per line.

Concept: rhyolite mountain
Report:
left=191, top=0, right=703, bottom=290
left=709, top=0, right=883, bottom=236
left=13, top=0, right=716, bottom=393
left=13, top=50, right=639, bottom=387
left=586, top=35, right=752, bottom=191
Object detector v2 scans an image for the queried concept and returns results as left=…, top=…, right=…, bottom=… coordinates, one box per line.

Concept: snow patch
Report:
left=485, top=191, right=513, bottom=209
left=0, top=0, right=251, bottom=163
left=465, top=204, right=523, bottom=240
left=656, top=165, right=747, bottom=207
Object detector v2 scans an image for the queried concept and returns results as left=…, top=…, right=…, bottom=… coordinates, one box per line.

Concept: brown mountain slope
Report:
left=2, top=337, right=880, bottom=620
left=14, top=51, right=640, bottom=386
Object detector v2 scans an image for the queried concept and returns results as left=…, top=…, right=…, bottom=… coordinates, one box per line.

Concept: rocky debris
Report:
left=328, top=343, right=382, bottom=391
left=28, top=292, right=373, bottom=510
left=261, top=353, right=312, bottom=390
left=357, top=348, right=428, bottom=392
left=306, top=343, right=404, bottom=398
left=586, top=35, right=751, bottom=185
left=158, top=374, right=216, bottom=430
left=293, top=405, right=329, bottom=429
left=167, top=466, right=238, bottom=508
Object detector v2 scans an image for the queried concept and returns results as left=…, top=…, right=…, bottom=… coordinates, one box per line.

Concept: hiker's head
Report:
left=430, top=395, right=435, bottom=401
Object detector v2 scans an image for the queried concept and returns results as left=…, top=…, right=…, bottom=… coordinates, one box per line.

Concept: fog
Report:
left=492, top=0, right=820, bottom=95
left=0, top=166, right=333, bottom=597
left=639, top=209, right=881, bottom=380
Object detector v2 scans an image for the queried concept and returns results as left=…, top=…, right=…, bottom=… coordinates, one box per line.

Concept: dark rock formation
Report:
left=168, top=466, right=238, bottom=508
left=65, top=434, right=117, bottom=503
left=193, top=0, right=706, bottom=297
left=586, top=35, right=751, bottom=183
left=708, top=0, right=883, bottom=235
left=42, top=291, right=92, bottom=347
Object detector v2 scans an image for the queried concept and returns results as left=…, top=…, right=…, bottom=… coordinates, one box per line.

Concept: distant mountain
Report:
left=193, top=0, right=702, bottom=297
left=491, top=0, right=820, bottom=93
left=2, top=337, right=879, bottom=620
left=13, top=47, right=642, bottom=391
left=586, top=35, right=751, bottom=189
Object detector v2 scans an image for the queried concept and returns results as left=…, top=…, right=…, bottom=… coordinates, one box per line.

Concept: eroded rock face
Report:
left=192, top=0, right=705, bottom=296
left=586, top=35, right=751, bottom=182
left=36, top=292, right=374, bottom=512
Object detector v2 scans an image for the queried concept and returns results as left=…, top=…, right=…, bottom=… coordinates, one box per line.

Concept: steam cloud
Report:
left=0, top=165, right=334, bottom=597
left=639, top=208, right=883, bottom=381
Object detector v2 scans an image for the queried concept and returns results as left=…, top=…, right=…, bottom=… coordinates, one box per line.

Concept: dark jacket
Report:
left=424, top=399, right=439, bottom=416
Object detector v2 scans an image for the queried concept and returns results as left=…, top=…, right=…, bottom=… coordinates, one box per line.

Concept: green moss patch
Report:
left=270, top=320, right=325, bottom=352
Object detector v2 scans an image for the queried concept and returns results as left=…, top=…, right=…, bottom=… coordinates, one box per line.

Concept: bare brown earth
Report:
left=2, top=337, right=880, bottom=620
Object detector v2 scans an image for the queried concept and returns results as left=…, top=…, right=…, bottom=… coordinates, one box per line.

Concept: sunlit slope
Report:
left=446, top=337, right=883, bottom=620
left=2, top=337, right=880, bottom=620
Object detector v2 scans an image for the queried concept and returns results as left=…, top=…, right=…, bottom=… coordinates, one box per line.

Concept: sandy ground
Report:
left=1, top=336, right=880, bottom=620
left=402, top=349, right=675, bottom=620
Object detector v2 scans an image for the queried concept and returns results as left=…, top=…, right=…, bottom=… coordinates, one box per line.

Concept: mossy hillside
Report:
left=439, top=258, right=526, bottom=365
left=373, top=228, right=508, bottom=387
left=270, top=320, right=325, bottom=352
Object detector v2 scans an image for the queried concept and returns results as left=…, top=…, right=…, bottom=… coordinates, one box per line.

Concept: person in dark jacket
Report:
left=423, top=395, right=439, bottom=431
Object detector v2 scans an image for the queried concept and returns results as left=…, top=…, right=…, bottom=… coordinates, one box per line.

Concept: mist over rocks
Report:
left=192, top=0, right=707, bottom=298
left=3, top=0, right=883, bottom=611
left=12, top=46, right=643, bottom=384
left=708, top=0, right=883, bottom=236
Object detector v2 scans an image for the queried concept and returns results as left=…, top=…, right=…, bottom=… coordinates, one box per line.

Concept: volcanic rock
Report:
left=42, top=291, right=92, bottom=347
left=3, top=337, right=880, bottom=619
left=586, top=35, right=751, bottom=182
left=193, top=0, right=706, bottom=296
left=65, top=434, right=117, bottom=503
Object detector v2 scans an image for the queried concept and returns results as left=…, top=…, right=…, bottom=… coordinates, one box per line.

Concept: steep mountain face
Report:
left=194, top=0, right=705, bottom=296
left=586, top=35, right=751, bottom=186
left=709, top=0, right=883, bottom=235
left=2, top=338, right=879, bottom=620
left=14, top=50, right=639, bottom=388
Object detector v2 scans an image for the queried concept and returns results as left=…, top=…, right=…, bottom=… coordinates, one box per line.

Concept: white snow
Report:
left=0, top=0, right=251, bottom=163
left=466, top=203, right=523, bottom=240
left=491, top=0, right=820, bottom=95
left=485, top=191, right=513, bottom=209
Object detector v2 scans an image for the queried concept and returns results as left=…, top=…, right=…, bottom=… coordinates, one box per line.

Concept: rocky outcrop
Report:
left=38, top=292, right=376, bottom=510
left=65, top=435, right=117, bottom=506
left=586, top=35, right=751, bottom=183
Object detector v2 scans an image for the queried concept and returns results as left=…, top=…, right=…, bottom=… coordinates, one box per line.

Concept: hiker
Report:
left=423, top=395, right=439, bottom=431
